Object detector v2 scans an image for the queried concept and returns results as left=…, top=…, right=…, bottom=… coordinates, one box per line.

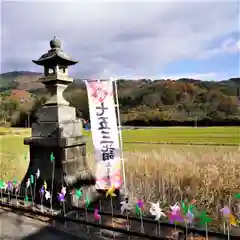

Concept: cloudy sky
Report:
left=1, top=0, right=239, bottom=80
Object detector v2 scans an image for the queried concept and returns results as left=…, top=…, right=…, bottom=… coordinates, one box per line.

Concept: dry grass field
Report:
left=0, top=127, right=239, bottom=229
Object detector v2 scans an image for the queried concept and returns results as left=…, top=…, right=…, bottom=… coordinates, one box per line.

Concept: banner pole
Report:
left=112, top=77, right=127, bottom=196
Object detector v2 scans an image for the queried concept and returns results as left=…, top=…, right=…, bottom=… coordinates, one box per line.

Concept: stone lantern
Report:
left=23, top=37, right=95, bottom=209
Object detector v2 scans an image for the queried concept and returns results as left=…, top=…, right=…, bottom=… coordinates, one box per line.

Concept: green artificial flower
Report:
left=75, top=189, right=83, bottom=199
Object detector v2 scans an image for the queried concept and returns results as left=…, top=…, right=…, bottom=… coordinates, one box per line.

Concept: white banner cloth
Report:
left=85, top=80, right=122, bottom=190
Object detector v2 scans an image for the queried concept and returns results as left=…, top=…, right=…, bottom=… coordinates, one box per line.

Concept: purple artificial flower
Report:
left=169, top=209, right=184, bottom=224
left=7, top=181, right=13, bottom=191
left=39, top=186, right=45, bottom=195
left=15, top=183, right=20, bottom=193
left=220, top=206, right=231, bottom=216
left=186, top=210, right=195, bottom=224
left=58, top=193, right=65, bottom=202
left=137, top=199, right=144, bottom=209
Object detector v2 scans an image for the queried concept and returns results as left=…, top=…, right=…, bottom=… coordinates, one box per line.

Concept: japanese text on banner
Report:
left=85, top=80, right=122, bottom=189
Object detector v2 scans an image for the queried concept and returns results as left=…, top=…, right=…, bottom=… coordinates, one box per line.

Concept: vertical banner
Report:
left=85, top=80, right=122, bottom=190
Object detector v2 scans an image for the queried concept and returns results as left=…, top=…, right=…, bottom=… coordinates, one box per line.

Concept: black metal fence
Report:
left=0, top=191, right=239, bottom=240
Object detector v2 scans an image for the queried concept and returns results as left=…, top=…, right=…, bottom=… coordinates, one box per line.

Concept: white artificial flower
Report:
left=170, top=202, right=180, bottom=213
left=149, top=201, right=166, bottom=220
left=36, top=169, right=40, bottom=179
left=61, top=186, right=66, bottom=196
left=120, top=200, right=132, bottom=214
left=45, top=190, right=51, bottom=200
left=26, top=178, right=30, bottom=188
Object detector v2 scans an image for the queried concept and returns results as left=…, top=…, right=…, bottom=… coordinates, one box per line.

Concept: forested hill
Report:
left=0, top=71, right=239, bottom=126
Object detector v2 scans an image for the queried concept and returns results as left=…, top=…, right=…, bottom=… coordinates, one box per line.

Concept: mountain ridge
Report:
left=0, top=71, right=239, bottom=92
left=0, top=71, right=239, bottom=125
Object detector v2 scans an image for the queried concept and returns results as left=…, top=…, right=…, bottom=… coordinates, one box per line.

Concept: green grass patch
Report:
left=0, top=126, right=239, bottom=181
left=84, top=127, right=239, bottom=145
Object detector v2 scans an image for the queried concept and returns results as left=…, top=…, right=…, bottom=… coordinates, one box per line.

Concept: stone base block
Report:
left=32, top=120, right=83, bottom=138
left=36, top=105, right=76, bottom=122
left=21, top=135, right=94, bottom=208
left=24, top=139, right=87, bottom=181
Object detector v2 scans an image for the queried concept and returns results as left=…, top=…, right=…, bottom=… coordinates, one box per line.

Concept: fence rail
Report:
left=0, top=191, right=239, bottom=240
left=0, top=200, right=171, bottom=240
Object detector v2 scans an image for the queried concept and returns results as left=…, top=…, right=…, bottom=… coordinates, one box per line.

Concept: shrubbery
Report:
left=0, top=78, right=239, bottom=127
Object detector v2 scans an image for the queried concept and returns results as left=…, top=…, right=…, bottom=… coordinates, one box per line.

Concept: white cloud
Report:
left=1, top=1, right=239, bottom=78
left=112, top=72, right=217, bottom=80
left=197, top=38, right=239, bottom=59
left=237, top=40, right=240, bottom=51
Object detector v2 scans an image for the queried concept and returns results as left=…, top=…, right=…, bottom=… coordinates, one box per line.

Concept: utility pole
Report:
left=27, top=111, right=30, bottom=128
left=20, top=96, right=30, bottom=128
left=195, top=115, right=198, bottom=128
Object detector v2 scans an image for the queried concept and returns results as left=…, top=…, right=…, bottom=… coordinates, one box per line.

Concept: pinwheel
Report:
left=181, top=200, right=188, bottom=215
left=169, top=202, right=184, bottom=224
left=30, top=175, right=34, bottom=185
left=137, top=199, right=144, bottom=209
left=220, top=206, right=237, bottom=227
left=198, top=210, right=212, bottom=226
left=33, top=169, right=40, bottom=202
left=85, top=194, right=90, bottom=209
left=74, top=188, right=83, bottom=211
left=38, top=185, right=45, bottom=211
left=170, top=202, right=180, bottom=212
left=7, top=181, right=13, bottom=203
left=136, top=199, right=144, bottom=232
left=181, top=200, right=196, bottom=224
left=45, top=190, right=51, bottom=200
left=235, top=193, right=240, bottom=199
left=40, top=186, right=45, bottom=195
left=229, top=214, right=237, bottom=227
left=106, top=184, right=116, bottom=198
left=94, top=208, right=101, bottom=221
left=24, top=195, right=29, bottom=207
left=14, top=182, right=20, bottom=205
left=50, top=152, right=55, bottom=213
left=106, top=184, right=117, bottom=232
left=186, top=209, right=195, bottom=224
left=136, top=200, right=143, bottom=216
left=13, top=179, right=20, bottom=194
left=149, top=201, right=166, bottom=236
left=24, top=178, right=30, bottom=205
left=58, top=190, right=66, bottom=216
left=44, top=181, right=47, bottom=191
left=0, top=180, right=6, bottom=190
left=197, top=210, right=212, bottom=239
left=36, top=169, right=40, bottom=179
left=120, top=199, right=131, bottom=214
left=15, top=181, right=20, bottom=195
left=50, top=152, right=55, bottom=162
left=111, top=172, right=122, bottom=189
left=26, top=178, right=30, bottom=188
left=149, top=201, right=166, bottom=221
left=28, top=175, right=34, bottom=207
left=13, top=179, right=17, bottom=186
left=75, top=188, right=83, bottom=199
left=58, top=192, right=65, bottom=202
left=84, top=193, right=91, bottom=233
left=220, top=206, right=231, bottom=216
left=61, top=186, right=66, bottom=196
left=7, top=181, right=13, bottom=191
left=0, top=179, right=6, bottom=201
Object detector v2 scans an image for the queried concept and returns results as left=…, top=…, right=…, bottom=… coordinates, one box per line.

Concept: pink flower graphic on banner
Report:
left=90, top=82, right=108, bottom=103
left=95, top=171, right=122, bottom=190
left=111, top=172, right=122, bottom=189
